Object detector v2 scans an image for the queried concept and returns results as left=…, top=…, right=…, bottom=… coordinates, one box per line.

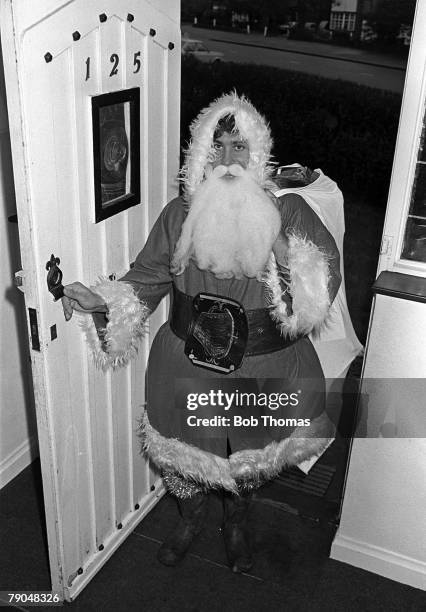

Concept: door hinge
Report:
left=14, top=270, right=25, bottom=293
left=380, top=235, right=393, bottom=256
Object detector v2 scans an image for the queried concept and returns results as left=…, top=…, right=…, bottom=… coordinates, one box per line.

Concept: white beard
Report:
left=171, top=165, right=281, bottom=279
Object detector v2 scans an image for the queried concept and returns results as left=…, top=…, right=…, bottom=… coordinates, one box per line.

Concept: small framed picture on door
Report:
left=92, top=87, right=140, bottom=222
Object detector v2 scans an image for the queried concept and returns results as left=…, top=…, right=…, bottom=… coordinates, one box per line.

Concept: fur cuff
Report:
left=264, top=234, right=331, bottom=338
left=139, top=411, right=334, bottom=492
left=79, top=279, right=149, bottom=370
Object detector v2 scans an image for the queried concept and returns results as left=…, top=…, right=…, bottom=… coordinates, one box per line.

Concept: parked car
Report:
left=279, top=22, right=297, bottom=37
left=279, top=21, right=318, bottom=40
left=315, top=20, right=332, bottom=41
left=181, top=38, right=224, bottom=63
left=396, top=24, right=412, bottom=46
left=360, top=20, right=378, bottom=42
left=304, top=22, right=317, bottom=32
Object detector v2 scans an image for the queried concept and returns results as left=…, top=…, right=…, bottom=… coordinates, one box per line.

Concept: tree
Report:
left=181, top=0, right=212, bottom=21
left=369, top=0, right=416, bottom=40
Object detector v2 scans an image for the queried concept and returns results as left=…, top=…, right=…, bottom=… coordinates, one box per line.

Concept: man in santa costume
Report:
left=62, top=92, right=344, bottom=573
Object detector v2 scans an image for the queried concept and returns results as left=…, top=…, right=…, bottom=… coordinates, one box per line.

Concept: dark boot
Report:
left=157, top=493, right=208, bottom=566
left=222, top=492, right=253, bottom=573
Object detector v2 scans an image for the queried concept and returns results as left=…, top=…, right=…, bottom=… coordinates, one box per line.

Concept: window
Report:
left=401, top=109, right=426, bottom=263
left=346, top=13, right=356, bottom=31
left=330, top=11, right=356, bottom=32
left=92, top=88, right=141, bottom=223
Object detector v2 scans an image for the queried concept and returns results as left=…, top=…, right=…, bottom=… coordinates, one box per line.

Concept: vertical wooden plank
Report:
left=99, top=14, right=133, bottom=526
left=166, top=36, right=181, bottom=203
left=127, top=22, right=149, bottom=261
left=146, top=38, right=168, bottom=340
left=147, top=32, right=180, bottom=491
left=146, top=37, right=167, bottom=490
left=102, top=14, right=128, bottom=273
left=125, top=23, right=151, bottom=505
left=71, top=27, right=116, bottom=551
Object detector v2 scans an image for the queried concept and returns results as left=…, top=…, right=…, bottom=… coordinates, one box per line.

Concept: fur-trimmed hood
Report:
left=180, top=91, right=274, bottom=200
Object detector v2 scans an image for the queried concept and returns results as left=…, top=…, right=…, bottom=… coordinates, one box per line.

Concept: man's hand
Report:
left=62, top=282, right=107, bottom=321
left=272, top=232, right=289, bottom=267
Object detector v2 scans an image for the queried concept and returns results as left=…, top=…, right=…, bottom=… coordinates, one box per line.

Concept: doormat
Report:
left=275, top=464, right=336, bottom=498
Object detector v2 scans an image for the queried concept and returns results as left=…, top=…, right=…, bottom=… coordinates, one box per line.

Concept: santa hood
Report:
left=180, top=91, right=274, bottom=200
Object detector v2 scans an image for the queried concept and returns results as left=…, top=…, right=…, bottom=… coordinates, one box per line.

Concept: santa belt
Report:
left=170, top=286, right=301, bottom=360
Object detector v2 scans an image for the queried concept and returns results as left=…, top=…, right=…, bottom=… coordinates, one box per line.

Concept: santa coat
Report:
left=82, top=190, right=341, bottom=493
left=273, top=169, right=362, bottom=379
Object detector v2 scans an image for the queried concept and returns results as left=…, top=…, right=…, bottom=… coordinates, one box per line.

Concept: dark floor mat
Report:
left=254, top=356, right=364, bottom=525
left=275, top=464, right=336, bottom=498
left=254, top=434, right=350, bottom=524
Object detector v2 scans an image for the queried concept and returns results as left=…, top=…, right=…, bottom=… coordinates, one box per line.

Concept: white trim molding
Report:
left=331, top=533, right=426, bottom=591
left=0, top=436, right=39, bottom=489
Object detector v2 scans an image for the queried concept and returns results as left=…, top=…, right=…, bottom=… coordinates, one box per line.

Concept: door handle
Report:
left=46, top=254, right=65, bottom=301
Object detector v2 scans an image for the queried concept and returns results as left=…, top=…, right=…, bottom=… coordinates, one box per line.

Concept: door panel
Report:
left=1, top=0, right=180, bottom=600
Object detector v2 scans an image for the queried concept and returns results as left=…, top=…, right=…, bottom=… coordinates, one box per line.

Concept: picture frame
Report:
left=92, top=87, right=140, bottom=223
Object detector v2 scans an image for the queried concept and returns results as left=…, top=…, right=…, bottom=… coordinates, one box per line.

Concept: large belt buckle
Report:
left=184, top=293, right=248, bottom=374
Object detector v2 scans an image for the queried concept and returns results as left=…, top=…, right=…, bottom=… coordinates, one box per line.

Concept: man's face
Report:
left=173, top=126, right=281, bottom=279
left=211, top=132, right=250, bottom=179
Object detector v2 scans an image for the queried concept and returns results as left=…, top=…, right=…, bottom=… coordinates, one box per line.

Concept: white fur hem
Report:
left=229, top=412, right=335, bottom=481
left=139, top=412, right=238, bottom=493
left=264, top=234, right=331, bottom=338
left=139, top=411, right=334, bottom=491
left=79, top=279, right=149, bottom=370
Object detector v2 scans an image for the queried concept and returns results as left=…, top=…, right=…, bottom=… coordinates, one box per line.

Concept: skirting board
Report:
left=331, top=533, right=426, bottom=591
left=0, top=436, right=39, bottom=489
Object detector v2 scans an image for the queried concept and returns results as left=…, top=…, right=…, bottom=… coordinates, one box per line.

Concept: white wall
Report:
left=331, top=294, right=426, bottom=591
left=0, top=41, right=37, bottom=489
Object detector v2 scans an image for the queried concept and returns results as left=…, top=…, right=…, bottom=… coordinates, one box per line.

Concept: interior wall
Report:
left=0, top=38, right=37, bottom=489
left=331, top=294, right=426, bottom=590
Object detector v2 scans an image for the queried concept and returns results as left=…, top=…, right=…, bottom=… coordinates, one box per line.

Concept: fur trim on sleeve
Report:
left=264, top=234, right=331, bottom=338
left=79, top=279, right=150, bottom=370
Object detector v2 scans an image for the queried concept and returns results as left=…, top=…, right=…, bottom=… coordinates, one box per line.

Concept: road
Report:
left=182, top=25, right=407, bottom=93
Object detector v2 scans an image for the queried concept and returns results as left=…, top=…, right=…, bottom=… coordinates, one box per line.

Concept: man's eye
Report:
left=213, top=143, right=222, bottom=150
left=234, top=143, right=246, bottom=151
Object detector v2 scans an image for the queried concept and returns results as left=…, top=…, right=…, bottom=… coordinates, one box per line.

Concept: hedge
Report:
left=181, top=56, right=402, bottom=205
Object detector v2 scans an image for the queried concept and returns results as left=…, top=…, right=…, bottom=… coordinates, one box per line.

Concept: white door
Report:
left=1, top=0, right=180, bottom=601
left=376, top=0, right=426, bottom=279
